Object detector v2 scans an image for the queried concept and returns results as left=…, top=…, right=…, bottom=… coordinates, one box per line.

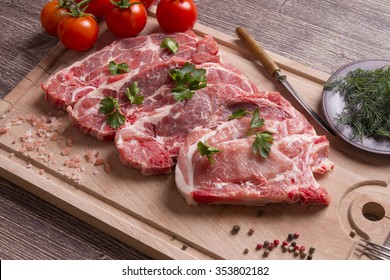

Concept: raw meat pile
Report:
left=41, top=30, right=334, bottom=206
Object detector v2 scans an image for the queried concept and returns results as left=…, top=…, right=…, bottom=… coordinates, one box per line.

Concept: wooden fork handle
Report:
left=235, top=27, right=280, bottom=77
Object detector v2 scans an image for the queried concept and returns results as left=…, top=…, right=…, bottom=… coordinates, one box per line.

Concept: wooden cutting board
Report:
left=0, top=15, right=389, bottom=260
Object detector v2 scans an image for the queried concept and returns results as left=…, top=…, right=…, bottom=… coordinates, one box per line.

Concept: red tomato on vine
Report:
left=76, top=0, right=111, bottom=18
left=141, top=0, right=156, bottom=9
left=40, top=0, right=70, bottom=36
left=106, top=0, right=147, bottom=37
left=156, top=0, right=198, bottom=33
left=57, top=1, right=99, bottom=51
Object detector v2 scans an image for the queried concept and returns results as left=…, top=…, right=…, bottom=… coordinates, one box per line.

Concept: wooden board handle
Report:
left=236, top=27, right=280, bottom=77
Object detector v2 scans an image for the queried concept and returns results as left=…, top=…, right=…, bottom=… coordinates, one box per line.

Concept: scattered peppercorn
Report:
left=256, top=243, right=263, bottom=250
left=248, top=228, right=254, bottom=236
left=293, top=232, right=300, bottom=239
left=268, top=243, right=274, bottom=250
left=309, top=246, right=315, bottom=254
left=263, top=249, right=270, bottom=257
left=294, top=245, right=300, bottom=251
left=350, top=229, right=357, bottom=238
left=243, top=248, right=249, bottom=254
left=300, top=252, right=307, bottom=259
left=181, top=244, right=187, bottom=251
left=263, top=240, right=270, bottom=248
left=287, top=233, right=294, bottom=241
left=282, top=240, right=289, bottom=247
left=231, top=225, right=241, bottom=234
left=307, top=254, right=313, bottom=260
left=273, top=239, right=280, bottom=246
left=294, top=250, right=299, bottom=257
left=282, top=245, right=288, bottom=252
left=299, top=246, right=305, bottom=253
left=291, top=241, right=297, bottom=247
left=257, top=210, right=265, bottom=217
left=288, top=245, right=294, bottom=252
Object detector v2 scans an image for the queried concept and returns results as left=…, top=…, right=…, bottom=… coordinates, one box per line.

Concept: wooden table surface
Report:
left=1, top=0, right=389, bottom=259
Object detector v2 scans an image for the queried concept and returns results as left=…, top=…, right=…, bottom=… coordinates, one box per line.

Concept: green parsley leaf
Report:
left=160, top=37, right=179, bottom=53
left=252, top=131, right=273, bottom=159
left=99, top=96, right=126, bottom=129
left=169, top=62, right=207, bottom=101
left=125, top=82, right=144, bottom=105
left=197, top=141, right=221, bottom=164
left=229, top=109, right=247, bottom=119
left=108, top=61, right=130, bottom=75
left=250, top=108, right=264, bottom=129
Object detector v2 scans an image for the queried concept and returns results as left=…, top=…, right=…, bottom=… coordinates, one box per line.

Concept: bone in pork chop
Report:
left=41, top=31, right=218, bottom=110
left=115, top=62, right=261, bottom=174
left=65, top=33, right=220, bottom=141
left=175, top=92, right=334, bottom=206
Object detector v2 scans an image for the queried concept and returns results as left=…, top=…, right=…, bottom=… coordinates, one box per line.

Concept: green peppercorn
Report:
left=263, top=249, right=270, bottom=257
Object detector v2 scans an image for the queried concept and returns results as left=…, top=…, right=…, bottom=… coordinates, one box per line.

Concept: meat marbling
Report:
left=175, top=94, right=334, bottom=206
left=41, top=30, right=334, bottom=206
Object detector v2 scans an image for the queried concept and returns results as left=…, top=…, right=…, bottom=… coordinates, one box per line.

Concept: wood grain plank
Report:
left=198, top=0, right=390, bottom=73
left=0, top=178, right=152, bottom=260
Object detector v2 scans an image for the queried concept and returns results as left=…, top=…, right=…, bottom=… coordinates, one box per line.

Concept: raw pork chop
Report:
left=41, top=31, right=219, bottom=110
left=66, top=35, right=220, bottom=141
left=115, top=62, right=262, bottom=175
left=175, top=96, right=334, bottom=206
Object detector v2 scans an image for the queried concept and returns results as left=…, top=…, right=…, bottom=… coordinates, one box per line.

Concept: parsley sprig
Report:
left=160, top=38, right=179, bottom=53
left=125, top=82, right=144, bottom=105
left=99, top=96, right=126, bottom=129
left=99, top=82, right=144, bottom=129
left=197, top=141, right=221, bottom=164
left=252, top=132, right=273, bottom=158
left=169, top=62, right=207, bottom=101
left=108, top=61, right=130, bottom=75
left=247, top=108, right=273, bottom=158
left=229, top=108, right=247, bottom=119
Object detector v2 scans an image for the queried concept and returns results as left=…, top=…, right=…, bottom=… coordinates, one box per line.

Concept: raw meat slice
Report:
left=67, top=60, right=183, bottom=141
left=175, top=110, right=334, bottom=206
left=115, top=62, right=263, bottom=175
left=41, top=31, right=219, bottom=110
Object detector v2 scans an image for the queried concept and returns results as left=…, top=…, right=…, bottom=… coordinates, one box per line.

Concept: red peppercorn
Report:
left=294, top=245, right=300, bottom=251
left=256, top=244, right=263, bottom=250
left=273, top=239, right=280, bottom=246
left=299, top=246, right=305, bottom=253
left=293, top=232, right=300, bottom=239
left=282, top=240, right=288, bottom=247
left=268, top=243, right=274, bottom=250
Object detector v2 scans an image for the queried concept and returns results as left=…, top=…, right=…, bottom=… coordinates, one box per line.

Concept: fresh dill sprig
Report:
left=324, top=66, right=390, bottom=140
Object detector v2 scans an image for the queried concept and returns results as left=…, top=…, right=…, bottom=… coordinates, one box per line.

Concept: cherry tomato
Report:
left=106, top=0, right=147, bottom=37
left=156, top=0, right=197, bottom=33
left=40, top=0, right=69, bottom=36
left=141, top=0, right=156, bottom=9
left=76, top=0, right=111, bottom=18
left=57, top=15, right=99, bottom=51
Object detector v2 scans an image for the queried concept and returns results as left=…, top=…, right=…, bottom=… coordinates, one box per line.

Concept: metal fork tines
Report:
left=355, top=239, right=390, bottom=260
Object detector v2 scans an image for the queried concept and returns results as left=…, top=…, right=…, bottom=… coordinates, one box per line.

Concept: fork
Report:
left=355, top=239, right=390, bottom=260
